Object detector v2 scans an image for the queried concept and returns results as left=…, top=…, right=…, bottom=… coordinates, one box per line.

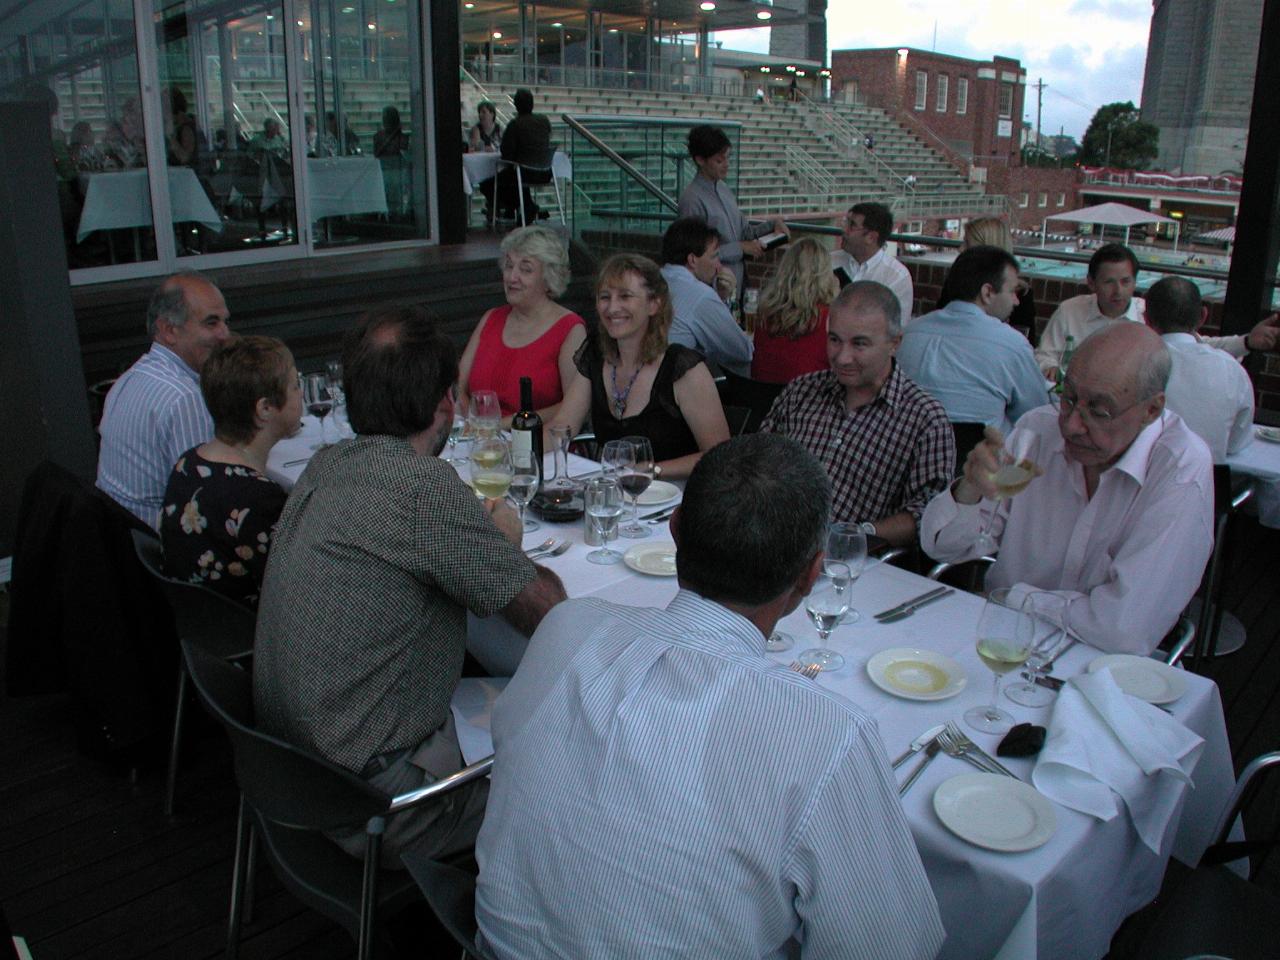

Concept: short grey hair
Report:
left=832, top=280, right=902, bottom=337
left=676, top=434, right=830, bottom=606
left=145, top=270, right=215, bottom=337
left=499, top=225, right=570, bottom=298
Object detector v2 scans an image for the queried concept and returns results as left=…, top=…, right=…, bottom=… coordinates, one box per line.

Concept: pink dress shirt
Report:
left=920, top=406, right=1214, bottom=655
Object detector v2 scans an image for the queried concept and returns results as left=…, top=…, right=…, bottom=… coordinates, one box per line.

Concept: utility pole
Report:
left=1035, top=78, right=1045, bottom=162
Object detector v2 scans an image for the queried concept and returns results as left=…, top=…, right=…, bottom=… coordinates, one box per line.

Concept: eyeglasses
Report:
left=1058, top=391, right=1152, bottom=426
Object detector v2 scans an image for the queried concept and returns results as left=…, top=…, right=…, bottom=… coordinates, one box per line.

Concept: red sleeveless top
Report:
left=468, top=305, right=586, bottom=414
left=751, top=306, right=830, bottom=384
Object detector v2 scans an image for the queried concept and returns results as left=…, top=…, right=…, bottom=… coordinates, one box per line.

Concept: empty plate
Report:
left=636, top=480, right=680, bottom=506
left=866, top=648, right=967, bottom=701
left=1256, top=425, right=1280, bottom=444
left=1087, top=654, right=1188, bottom=705
left=623, top=541, right=678, bottom=576
left=934, top=773, right=1057, bottom=852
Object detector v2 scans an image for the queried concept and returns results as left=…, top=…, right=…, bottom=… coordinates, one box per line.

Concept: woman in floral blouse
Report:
left=161, top=335, right=302, bottom=608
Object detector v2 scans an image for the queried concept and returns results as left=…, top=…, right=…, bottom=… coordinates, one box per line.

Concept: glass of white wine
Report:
left=471, top=436, right=513, bottom=502
left=509, top=458, right=541, bottom=533
left=584, top=476, right=623, bottom=565
left=974, top=440, right=1038, bottom=557
left=965, top=588, right=1035, bottom=735
left=796, top=562, right=851, bottom=673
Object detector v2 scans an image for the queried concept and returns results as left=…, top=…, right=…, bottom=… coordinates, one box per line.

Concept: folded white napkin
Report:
left=449, top=676, right=508, bottom=765
left=1032, top=668, right=1204, bottom=852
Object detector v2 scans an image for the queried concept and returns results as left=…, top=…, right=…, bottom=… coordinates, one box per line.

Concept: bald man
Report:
left=921, top=323, right=1214, bottom=655
left=97, top=271, right=232, bottom=527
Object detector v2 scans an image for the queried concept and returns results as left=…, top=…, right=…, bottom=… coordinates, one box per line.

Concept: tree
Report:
left=1078, top=101, right=1159, bottom=169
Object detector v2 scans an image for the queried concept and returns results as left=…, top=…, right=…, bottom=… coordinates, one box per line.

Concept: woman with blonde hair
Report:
left=549, top=253, right=730, bottom=478
left=961, top=217, right=1037, bottom=339
left=458, top=224, right=587, bottom=418
left=750, top=236, right=840, bottom=383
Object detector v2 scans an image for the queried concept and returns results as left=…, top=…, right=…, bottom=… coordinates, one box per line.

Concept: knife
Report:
left=1028, top=672, right=1065, bottom=691
left=640, top=505, right=678, bottom=521
left=890, top=723, right=946, bottom=769
left=898, top=739, right=941, bottom=796
left=875, top=587, right=954, bottom=623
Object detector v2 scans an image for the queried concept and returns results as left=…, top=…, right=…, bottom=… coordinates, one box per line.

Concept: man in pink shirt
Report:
left=920, top=323, right=1214, bottom=655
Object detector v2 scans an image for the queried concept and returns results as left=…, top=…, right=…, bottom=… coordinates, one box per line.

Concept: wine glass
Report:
left=302, top=373, right=333, bottom=449
left=509, top=456, right=541, bottom=533
left=796, top=562, right=852, bottom=673
left=974, top=436, right=1037, bottom=556
left=325, top=359, right=345, bottom=431
left=544, top=424, right=577, bottom=495
left=470, top=436, right=513, bottom=502
left=470, top=389, right=502, bottom=438
left=584, top=476, right=623, bottom=565
left=443, top=391, right=469, bottom=465
left=618, top=436, right=654, bottom=539
left=1006, top=592, right=1069, bottom=708
left=825, top=522, right=868, bottom=624
left=965, top=588, right=1035, bottom=735
left=600, top=438, right=633, bottom=478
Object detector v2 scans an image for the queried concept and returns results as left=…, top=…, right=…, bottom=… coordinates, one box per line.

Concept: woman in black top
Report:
left=548, top=254, right=731, bottom=479
left=161, top=336, right=301, bottom=608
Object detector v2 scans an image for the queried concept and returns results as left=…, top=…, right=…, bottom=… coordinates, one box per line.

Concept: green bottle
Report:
left=1054, top=335, right=1076, bottom=395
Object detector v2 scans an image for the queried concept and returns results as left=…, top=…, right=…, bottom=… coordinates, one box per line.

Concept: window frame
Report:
left=914, top=70, right=928, bottom=111
left=956, top=77, right=968, bottom=115
left=935, top=74, right=948, bottom=113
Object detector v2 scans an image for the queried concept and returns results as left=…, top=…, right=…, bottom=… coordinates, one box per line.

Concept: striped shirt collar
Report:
left=148, top=341, right=200, bottom=382
left=664, top=588, right=767, bottom=656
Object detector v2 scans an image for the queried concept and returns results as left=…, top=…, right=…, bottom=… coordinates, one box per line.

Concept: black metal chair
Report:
left=715, top=369, right=785, bottom=435
left=400, top=855, right=483, bottom=960
left=492, top=145, right=563, bottom=228
left=1135, top=751, right=1280, bottom=959
left=179, top=638, right=492, bottom=960
left=130, top=529, right=256, bottom=816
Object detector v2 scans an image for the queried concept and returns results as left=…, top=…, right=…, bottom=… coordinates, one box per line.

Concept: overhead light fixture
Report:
left=760, top=66, right=770, bottom=72
left=756, top=10, right=771, bottom=19
left=341, top=5, right=354, bottom=11
left=552, top=21, right=563, bottom=27
left=367, top=22, right=376, bottom=30
left=265, top=12, right=274, bottom=18
left=700, top=1, right=716, bottom=10
left=464, top=2, right=474, bottom=7
left=796, top=70, right=805, bottom=76
left=785, top=64, right=796, bottom=72
left=608, top=27, right=619, bottom=33
left=296, top=19, right=304, bottom=26
left=898, top=47, right=909, bottom=57
left=492, top=30, right=502, bottom=38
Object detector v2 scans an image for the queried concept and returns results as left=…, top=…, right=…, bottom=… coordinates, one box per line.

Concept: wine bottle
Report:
left=511, top=376, right=544, bottom=483
left=1054, top=335, right=1076, bottom=395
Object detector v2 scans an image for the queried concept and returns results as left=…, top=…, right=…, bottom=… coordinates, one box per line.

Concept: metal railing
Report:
left=785, top=144, right=835, bottom=206
left=468, top=60, right=750, bottom=99
left=795, top=91, right=907, bottom=189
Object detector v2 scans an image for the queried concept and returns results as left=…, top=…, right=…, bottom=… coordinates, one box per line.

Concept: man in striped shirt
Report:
left=475, top=434, right=944, bottom=959
left=96, top=272, right=232, bottom=527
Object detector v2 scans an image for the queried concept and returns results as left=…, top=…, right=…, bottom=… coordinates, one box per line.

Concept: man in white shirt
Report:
left=921, top=322, right=1214, bottom=655
left=660, top=216, right=753, bottom=376
left=476, top=433, right=944, bottom=960
left=96, top=272, right=233, bottom=527
left=830, top=201, right=914, bottom=325
left=1034, top=243, right=1280, bottom=379
left=1145, top=275, right=1255, bottom=462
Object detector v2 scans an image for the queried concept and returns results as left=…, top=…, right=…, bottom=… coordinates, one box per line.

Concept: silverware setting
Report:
left=898, top=738, right=941, bottom=795
left=890, top=723, right=947, bottom=769
left=283, top=457, right=310, bottom=468
left=874, top=586, right=954, bottom=623
left=524, top=537, right=556, bottom=555
left=937, top=721, right=1021, bottom=780
left=645, top=508, right=678, bottom=524
left=787, top=661, right=821, bottom=679
left=527, top=541, right=572, bottom=562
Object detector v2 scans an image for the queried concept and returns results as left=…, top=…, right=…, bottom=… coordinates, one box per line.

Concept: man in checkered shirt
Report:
left=760, top=281, right=955, bottom=547
left=254, top=306, right=566, bottom=867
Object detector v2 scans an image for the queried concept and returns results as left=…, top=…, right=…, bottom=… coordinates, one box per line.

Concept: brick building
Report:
left=830, top=47, right=1027, bottom=168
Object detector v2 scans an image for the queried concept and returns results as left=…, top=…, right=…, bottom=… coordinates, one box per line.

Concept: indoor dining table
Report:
left=267, top=418, right=1237, bottom=960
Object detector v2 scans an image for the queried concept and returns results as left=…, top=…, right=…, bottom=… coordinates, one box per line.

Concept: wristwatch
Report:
left=858, top=521, right=876, bottom=536
left=654, top=463, right=663, bottom=478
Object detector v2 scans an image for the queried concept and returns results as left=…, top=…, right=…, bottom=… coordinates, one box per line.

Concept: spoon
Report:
left=524, top=537, right=556, bottom=555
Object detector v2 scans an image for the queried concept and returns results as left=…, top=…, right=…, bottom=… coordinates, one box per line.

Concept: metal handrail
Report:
left=796, top=91, right=907, bottom=188
left=785, top=144, right=835, bottom=204
left=460, top=66, right=513, bottom=127
left=561, top=114, right=680, bottom=213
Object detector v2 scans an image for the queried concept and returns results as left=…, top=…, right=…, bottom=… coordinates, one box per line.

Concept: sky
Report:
left=718, top=0, right=1154, bottom=141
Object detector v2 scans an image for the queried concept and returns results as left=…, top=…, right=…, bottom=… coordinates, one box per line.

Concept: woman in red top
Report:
left=750, top=236, right=840, bottom=384
left=459, top=225, right=587, bottom=418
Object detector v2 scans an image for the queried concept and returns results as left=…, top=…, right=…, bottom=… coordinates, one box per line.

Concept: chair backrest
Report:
left=130, top=529, right=256, bottom=659
left=716, top=369, right=784, bottom=434
left=179, top=638, right=389, bottom=832
left=951, top=422, right=987, bottom=474
left=722, top=404, right=751, bottom=437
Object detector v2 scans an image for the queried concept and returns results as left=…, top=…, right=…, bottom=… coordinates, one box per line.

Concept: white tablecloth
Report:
left=75, top=167, right=223, bottom=242
left=307, top=156, right=388, bottom=221
left=267, top=421, right=1236, bottom=960
left=461, top=150, right=572, bottom=195
left=1225, top=433, right=1280, bottom=527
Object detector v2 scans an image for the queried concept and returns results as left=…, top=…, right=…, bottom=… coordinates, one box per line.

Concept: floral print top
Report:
left=160, top=448, right=288, bottom=609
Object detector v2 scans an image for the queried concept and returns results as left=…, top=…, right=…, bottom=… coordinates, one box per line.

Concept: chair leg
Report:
left=164, top=662, right=189, bottom=816
left=242, top=824, right=258, bottom=925
left=358, top=821, right=384, bottom=960
left=226, top=795, right=250, bottom=960
left=516, top=166, right=526, bottom=228
left=552, top=176, right=565, bottom=224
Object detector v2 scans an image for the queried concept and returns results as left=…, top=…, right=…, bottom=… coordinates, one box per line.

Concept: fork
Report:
left=528, top=541, right=572, bottom=562
left=939, top=723, right=1020, bottom=779
left=524, top=537, right=556, bottom=556
left=787, top=661, right=821, bottom=679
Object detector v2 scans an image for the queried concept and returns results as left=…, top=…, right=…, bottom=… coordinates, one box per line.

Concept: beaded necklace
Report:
left=609, top=362, right=643, bottom=419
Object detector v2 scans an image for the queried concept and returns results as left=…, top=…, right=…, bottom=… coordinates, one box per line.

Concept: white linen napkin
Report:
left=1032, top=668, right=1204, bottom=852
left=449, top=676, right=508, bottom=765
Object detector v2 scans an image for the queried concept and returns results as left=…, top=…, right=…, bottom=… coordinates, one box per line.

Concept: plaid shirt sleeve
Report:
left=899, top=401, right=956, bottom=524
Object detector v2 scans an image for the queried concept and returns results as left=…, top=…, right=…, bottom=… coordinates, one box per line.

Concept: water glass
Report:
left=444, top=392, right=469, bottom=464
left=797, top=562, right=852, bottom=673
left=1006, top=592, right=1069, bottom=708
left=825, top=522, right=867, bottom=623
left=509, top=458, right=541, bottom=532
left=584, top=477, right=623, bottom=565
left=470, top=389, right=502, bottom=438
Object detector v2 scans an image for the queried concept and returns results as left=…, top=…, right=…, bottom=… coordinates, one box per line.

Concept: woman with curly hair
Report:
left=750, top=236, right=839, bottom=384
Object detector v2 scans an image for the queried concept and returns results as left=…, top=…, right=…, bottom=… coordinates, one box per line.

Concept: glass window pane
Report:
left=302, top=0, right=427, bottom=246
left=155, top=0, right=298, bottom=255
left=2, top=0, right=157, bottom=269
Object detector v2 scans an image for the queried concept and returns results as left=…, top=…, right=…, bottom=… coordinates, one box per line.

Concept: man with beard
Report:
left=254, top=306, right=565, bottom=867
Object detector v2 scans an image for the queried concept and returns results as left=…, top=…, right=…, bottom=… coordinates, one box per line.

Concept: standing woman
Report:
left=677, top=124, right=788, bottom=292
left=548, top=254, right=731, bottom=479
left=161, top=336, right=301, bottom=608
left=751, top=236, right=839, bottom=384
left=458, top=225, right=587, bottom=418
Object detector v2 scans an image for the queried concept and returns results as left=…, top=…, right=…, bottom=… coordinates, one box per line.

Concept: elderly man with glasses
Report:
left=920, top=322, right=1214, bottom=655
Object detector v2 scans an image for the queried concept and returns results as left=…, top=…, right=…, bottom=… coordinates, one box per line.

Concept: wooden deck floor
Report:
left=3, top=519, right=1279, bottom=959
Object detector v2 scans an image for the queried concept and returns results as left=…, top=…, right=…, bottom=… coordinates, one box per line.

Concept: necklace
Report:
left=609, top=362, right=643, bottom=419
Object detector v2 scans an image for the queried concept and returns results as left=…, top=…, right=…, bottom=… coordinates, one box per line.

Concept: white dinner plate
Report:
left=933, top=773, right=1057, bottom=852
left=866, top=648, right=967, bottom=701
left=636, top=480, right=680, bottom=506
left=1088, top=654, right=1188, bottom=705
left=1256, top=425, right=1280, bottom=444
left=623, top=541, right=678, bottom=576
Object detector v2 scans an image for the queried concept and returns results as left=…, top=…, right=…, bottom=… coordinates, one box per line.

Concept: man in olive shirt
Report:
left=254, top=307, right=565, bottom=867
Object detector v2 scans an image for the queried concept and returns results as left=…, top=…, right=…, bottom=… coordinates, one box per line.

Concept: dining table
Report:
left=1225, top=426, right=1280, bottom=528
left=75, top=166, right=223, bottom=243
left=267, top=416, right=1238, bottom=960
left=461, top=150, right=573, bottom=195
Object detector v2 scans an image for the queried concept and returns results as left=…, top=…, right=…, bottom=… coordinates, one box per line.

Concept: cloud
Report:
left=1068, top=0, right=1150, bottom=20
